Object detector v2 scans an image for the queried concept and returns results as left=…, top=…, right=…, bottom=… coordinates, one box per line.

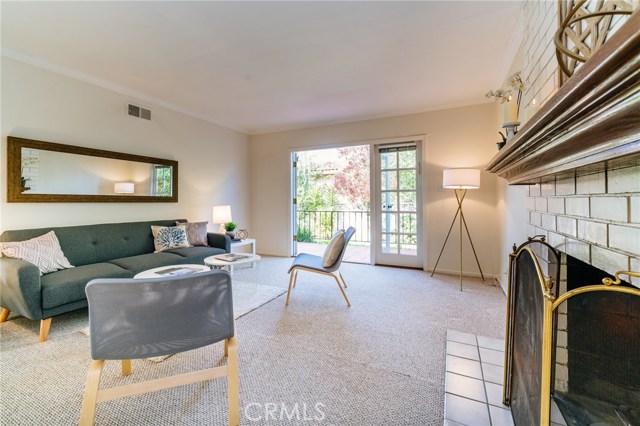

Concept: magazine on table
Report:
left=156, top=266, right=202, bottom=276
left=215, top=253, right=251, bottom=263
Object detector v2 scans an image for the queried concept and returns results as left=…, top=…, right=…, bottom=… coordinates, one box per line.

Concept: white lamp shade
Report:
left=114, top=182, right=134, bottom=194
left=212, top=205, right=233, bottom=224
left=443, top=169, right=480, bottom=189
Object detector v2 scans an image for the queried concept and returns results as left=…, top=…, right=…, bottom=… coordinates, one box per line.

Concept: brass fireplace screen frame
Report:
left=502, top=238, right=640, bottom=425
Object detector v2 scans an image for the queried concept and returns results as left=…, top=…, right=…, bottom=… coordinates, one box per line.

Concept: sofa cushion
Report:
left=41, top=263, right=132, bottom=310
left=0, top=219, right=186, bottom=266
left=175, top=221, right=209, bottom=246
left=151, top=225, right=190, bottom=252
left=166, top=246, right=226, bottom=264
left=107, top=252, right=186, bottom=274
left=0, top=231, right=74, bottom=275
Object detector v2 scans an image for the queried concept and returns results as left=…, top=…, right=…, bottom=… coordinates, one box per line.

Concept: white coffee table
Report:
left=204, top=253, right=261, bottom=274
left=134, top=264, right=210, bottom=279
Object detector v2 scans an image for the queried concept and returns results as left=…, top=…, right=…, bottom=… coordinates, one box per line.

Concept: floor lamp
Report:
left=431, top=168, right=485, bottom=291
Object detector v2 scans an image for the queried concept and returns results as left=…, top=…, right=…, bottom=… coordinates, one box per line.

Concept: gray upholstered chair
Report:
left=79, top=270, right=239, bottom=426
left=286, top=227, right=355, bottom=307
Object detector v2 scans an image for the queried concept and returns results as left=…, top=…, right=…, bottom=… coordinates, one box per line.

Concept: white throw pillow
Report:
left=151, top=225, right=190, bottom=252
left=322, top=230, right=345, bottom=268
left=0, top=231, right=74, bottom=276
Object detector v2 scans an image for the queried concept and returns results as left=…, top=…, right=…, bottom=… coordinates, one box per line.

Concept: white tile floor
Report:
left=444, top=330, right=514, bottom=426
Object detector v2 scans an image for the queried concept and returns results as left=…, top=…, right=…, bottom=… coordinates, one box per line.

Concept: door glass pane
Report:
left=399, top=192, right=416, bottom=212
left=400, top=213, right=417, bottom=234
left=381, top=170, right=397, bottom=191
left=381, top=192, right=397, bottom=212
left=380, top=151, right=397, bottom=170
left=381, top=213, right=397, bottom=233
left=399, top=234, right=417, bottom=255
left=381, top=233, right=398, bottom=254
left=398, top=149, right=416, bottom=169
left=399, top=170, right=416, bottom=190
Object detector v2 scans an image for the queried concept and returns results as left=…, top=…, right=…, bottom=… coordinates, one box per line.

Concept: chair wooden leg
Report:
left=338, top=271, right=347, bottom=288
left=293, top=270, right=299, bottom=288
left=332, top=275, right=351, bottom=307
left=0, top=308, right=10, bottom=323
left=224, top=339, right=229, bottom=357
left=121, top=360, right=132, bottom=376
left=226, top=336, right=240, bottom=426
left=39, top=318, right=52, bottom=343
left=285, top=270, right=295, bottom=306
left=79, top=359, right=105, bottom=426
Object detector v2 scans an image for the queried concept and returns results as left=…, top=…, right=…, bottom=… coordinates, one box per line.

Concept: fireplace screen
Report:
left=504, top=238, right=560, bottom=426
left=504, top=238, right=640, bottom=426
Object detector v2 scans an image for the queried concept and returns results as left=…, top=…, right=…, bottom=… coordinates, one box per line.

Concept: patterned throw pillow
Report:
left=151, top=225, right=190, bottom=252
left=322, top=230, right=345, bottom=267
left=0, top=231, right=74, bottom=276
left=175, top=221, right=208, bottom=246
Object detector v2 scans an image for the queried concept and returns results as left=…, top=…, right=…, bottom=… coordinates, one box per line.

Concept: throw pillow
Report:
left=322, top=230, right=345, bottom=268
left=151, top=225, right=190, bottom=252
left=0, top=231, right=74, bottom=276
left=175, top=221, right=208, bottom=246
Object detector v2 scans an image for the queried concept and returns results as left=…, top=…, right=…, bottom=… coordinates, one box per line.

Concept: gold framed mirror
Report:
left=7, top=136, right=178, bottom=203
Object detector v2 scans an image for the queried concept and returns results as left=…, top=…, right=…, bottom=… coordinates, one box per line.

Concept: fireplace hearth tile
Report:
left=444, top=394, right=491, bottom=426
left=489, top=405, right=514, bottom=426
left=479, top=347, right=504, bottom=366
left=445, top=372, right=487, bottom=403
left=446, top=341, right=479, bottom=361
left=446, top=355, right=483, bottom=380
left=446, top=329, right=477, bottom=346
left=477, top=336, right=505, bottom=351
left=444, top=330, right=514, bottom=426
left=481, top=363, right=504, bottom=385
left=485, top=382, right=504, bottom=407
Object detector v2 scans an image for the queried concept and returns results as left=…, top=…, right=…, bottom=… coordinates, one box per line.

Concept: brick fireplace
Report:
left=487, top=7, right=639, bottom=426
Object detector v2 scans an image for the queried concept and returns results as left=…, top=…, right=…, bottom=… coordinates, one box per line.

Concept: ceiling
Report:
left=1, top=1, right=523, bottom=135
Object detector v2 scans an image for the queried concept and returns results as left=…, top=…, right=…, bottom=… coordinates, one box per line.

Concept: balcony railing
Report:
left=296, top=210, right=370, bottom=243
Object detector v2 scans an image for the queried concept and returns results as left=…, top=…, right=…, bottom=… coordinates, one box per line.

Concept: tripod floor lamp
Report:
left=431, top=168, right=485, bottom=291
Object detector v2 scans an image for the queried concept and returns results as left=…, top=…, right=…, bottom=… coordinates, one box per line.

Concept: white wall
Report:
left=1, top=58, right=251, bottom=232
left=249, top=103, right=504, bottom=277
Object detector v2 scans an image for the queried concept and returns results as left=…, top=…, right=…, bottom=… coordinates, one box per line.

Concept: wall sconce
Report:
left=114, top=182, right=135, bottom=194
left=212, top=205, right=232, bottom=234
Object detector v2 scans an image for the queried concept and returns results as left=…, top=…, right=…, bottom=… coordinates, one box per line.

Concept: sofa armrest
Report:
left=207, top=233, right=231, bottom=252
left=0, top=258, right=43, bottom=320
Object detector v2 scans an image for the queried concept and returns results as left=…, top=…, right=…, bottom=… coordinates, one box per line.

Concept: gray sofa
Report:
left=0, top=219, right=230, bottom=342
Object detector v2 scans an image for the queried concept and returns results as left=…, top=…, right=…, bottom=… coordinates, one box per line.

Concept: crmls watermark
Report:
left=244, top=402, right=326, bottom=422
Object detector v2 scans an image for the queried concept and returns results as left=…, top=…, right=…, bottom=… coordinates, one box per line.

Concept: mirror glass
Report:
left=8, top=137, right=178, bottom=202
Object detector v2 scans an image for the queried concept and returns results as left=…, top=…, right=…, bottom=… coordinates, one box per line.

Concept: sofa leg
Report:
left=0, top=308, right=10, bottom=323
left=39, top=318, right=52, bottom=343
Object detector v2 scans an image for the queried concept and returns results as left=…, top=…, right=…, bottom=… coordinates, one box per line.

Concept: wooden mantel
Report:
left=486, top=12, right=640, bottom=184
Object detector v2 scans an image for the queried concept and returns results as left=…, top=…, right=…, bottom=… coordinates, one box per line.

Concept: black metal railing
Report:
left=296, top=210, right=370, bottom=243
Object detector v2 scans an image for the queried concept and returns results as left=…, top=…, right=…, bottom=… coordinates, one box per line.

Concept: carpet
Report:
left=0, top=257, right=507, bottom=425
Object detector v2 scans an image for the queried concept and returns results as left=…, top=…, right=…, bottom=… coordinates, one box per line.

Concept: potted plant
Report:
left=224, top=222, right=237, bottom=239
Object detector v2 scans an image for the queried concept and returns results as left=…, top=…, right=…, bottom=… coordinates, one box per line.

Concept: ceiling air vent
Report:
left=127, top=103, right=151, bottom=121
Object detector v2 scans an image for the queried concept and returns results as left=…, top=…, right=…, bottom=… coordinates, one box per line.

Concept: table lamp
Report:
left=114, top=182, right=134, bottom=194
left=212, top=205, right=232, bottom=234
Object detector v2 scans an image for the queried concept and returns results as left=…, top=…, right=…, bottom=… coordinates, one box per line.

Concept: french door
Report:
left=373, top=142, right=423, bottom=268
